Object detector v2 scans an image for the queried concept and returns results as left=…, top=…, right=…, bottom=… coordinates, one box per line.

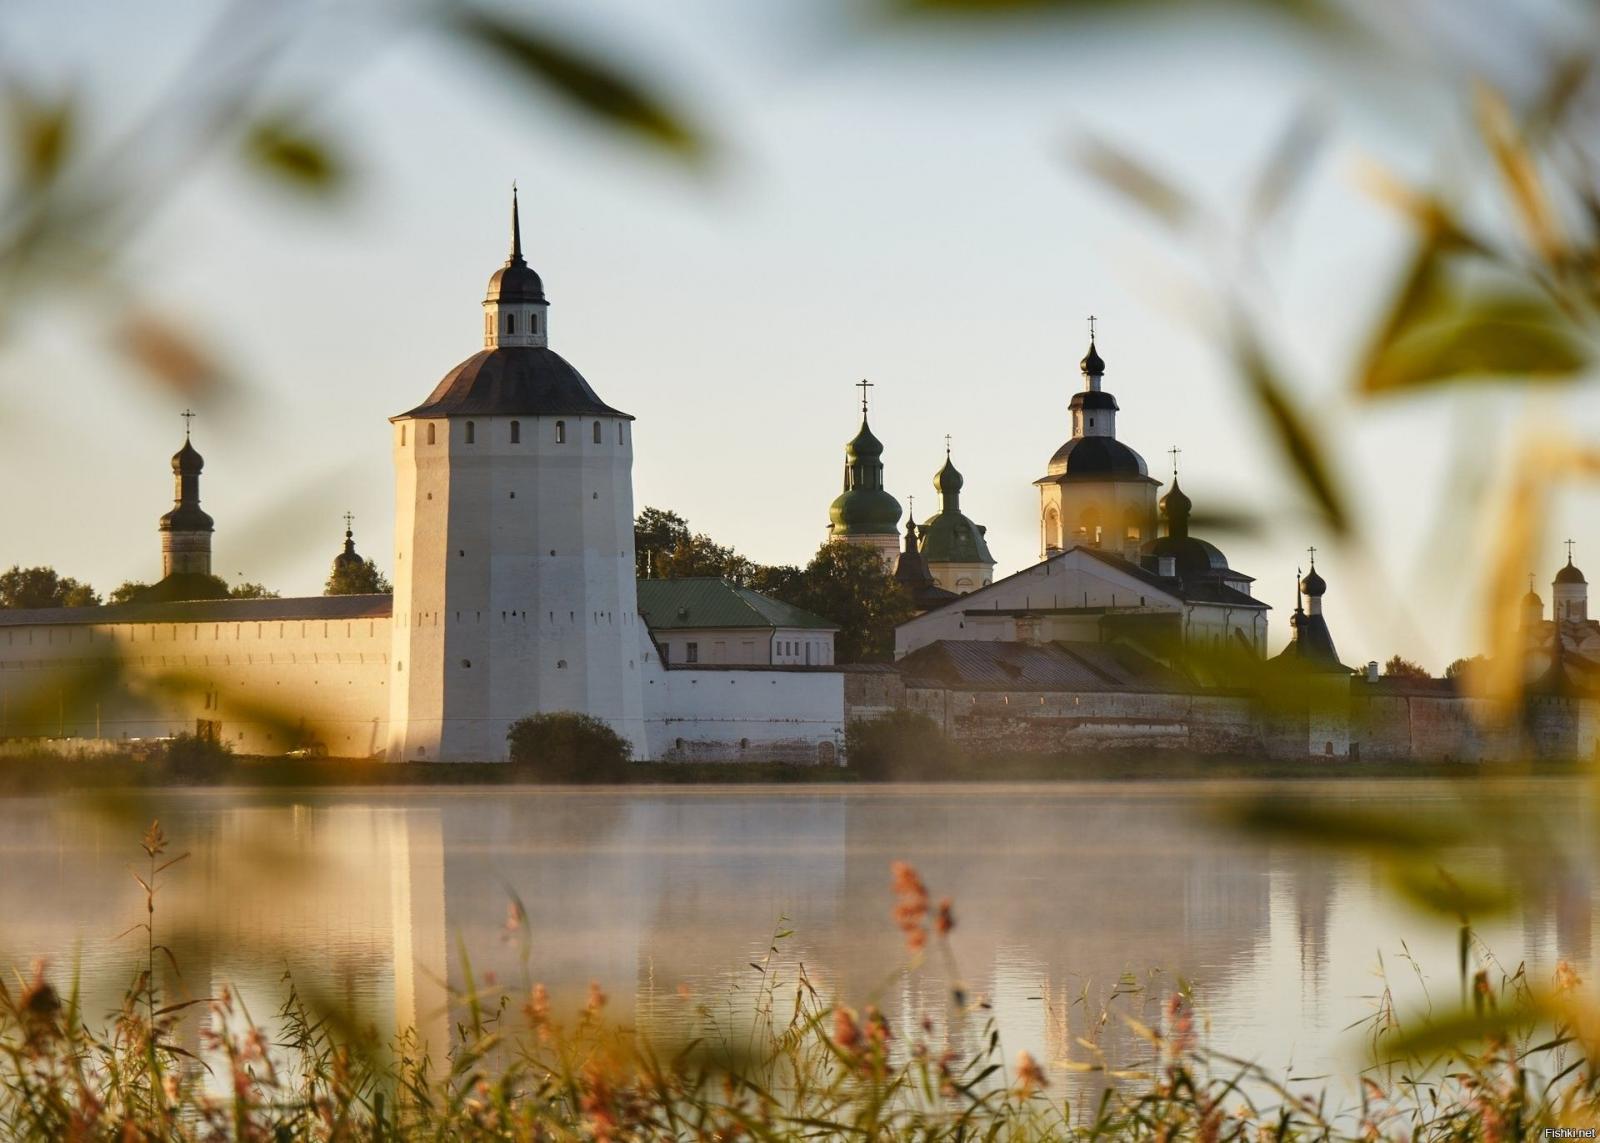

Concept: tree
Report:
left=749, top=563, right=806, bottom=600
left=635, top=508, right=691, bottom=578
left=1382, top=655, right=1430, bottom=679
left=0, top=566, right=101, bottom=609
left=325, top=559, right=391, bottom=595
left=506, top=712, right=632, bottom=781
left=1445, top=655, right=1488, bottom=682
left=783, top=543, right=915, bottom=664
left=108, top=581, right=148, bottom=604
left=229, top=582, right=279, bottom=599
left=845, top=711, right=956, bottom=780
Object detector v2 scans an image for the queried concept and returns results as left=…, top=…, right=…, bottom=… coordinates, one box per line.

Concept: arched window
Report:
left=555, top=420, right=566, bottom=443
left=616, top=422, right=623, bottom=444
left=1044, top=507, right=1061, bottom=550
left=426, top=423, right=436, bottom=445
left=531, top=313, right=539, bottom=334
left=400, top=425, right=406, bottom=446
left=506, top=313, right=516, bottom=335
left=465, top=421, right=476, bottom=444
left=484, top=313, right=491, bottom=338
left=592, top=420, right=602, bottom=444
left=510, top=420, right=521, bottom=444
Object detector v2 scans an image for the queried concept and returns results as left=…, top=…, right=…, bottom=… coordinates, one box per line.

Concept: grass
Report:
left=2, top=824, right=1599, bottom=1139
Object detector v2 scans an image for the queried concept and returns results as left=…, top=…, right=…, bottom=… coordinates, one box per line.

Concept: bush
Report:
left=157, top=732, right=234, bottom=782
left=506, top=712, right=632, bottom=782
left=844, top=711, right=957, bottom=780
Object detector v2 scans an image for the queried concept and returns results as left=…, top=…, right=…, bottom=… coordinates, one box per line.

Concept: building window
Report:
left=400, top=425, right=406, bottom=446
left=555, top=421, right=566, bottom=443
left=465, top=421, right=476, bottom=444
left=510, top=420, right=520, bottom=444
left=506, top=313, right=516, bottom=335
left=616, top=422, right=623, bottom=444
left=484, top=314, right=491, bottom=338
left=686, top=642, right=699, bottom=663
left=593, top=420, right=602, bottom=444
left=427, top=423, right=436, bottom=445
left=531, top=313, right=539, bottom=334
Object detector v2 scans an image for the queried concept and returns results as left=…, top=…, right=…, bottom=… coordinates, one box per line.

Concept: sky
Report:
left=4, top=0, right=1598, bottom=671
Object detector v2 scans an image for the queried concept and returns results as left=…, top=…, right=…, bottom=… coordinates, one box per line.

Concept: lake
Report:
left=0, top=780, right=1589, bottom=1100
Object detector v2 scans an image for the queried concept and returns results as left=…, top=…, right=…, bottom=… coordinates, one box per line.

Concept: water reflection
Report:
left=0, top=782, right=1591, bottom=1091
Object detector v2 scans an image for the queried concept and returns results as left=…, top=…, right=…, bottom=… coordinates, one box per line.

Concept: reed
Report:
left=0, top=825, right=1594, bottom=1140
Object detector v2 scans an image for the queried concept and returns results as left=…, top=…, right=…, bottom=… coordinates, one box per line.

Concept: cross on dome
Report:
left=1168, top=445, right=1181, bottom=480
left=856, top=378, right=874, bottom=416
left=181, top=408, right=196, bottom=437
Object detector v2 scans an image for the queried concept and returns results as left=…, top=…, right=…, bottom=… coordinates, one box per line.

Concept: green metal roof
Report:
left=918, top=509, right=993, bottom=565
left=636, top=578, right=837, bottom=632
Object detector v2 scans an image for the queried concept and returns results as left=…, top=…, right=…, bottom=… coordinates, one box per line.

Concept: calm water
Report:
left=0, top=781, right=1593, bottom=1094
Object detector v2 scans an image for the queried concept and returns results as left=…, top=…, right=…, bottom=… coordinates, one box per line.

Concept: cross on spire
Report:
left=343, top=510, right=355, bottom=534
left=1306, top=544, right=1317, bottom=568
left=510, top=182, right=522, bottom=262
left=856, top=378, right=873, bottom=417
left=944, top=433, right=952, bottom=457
left=1087, top=314, right=1097, bottom=341
left=1168, top=445, right=1180, bottom=480
left=908, top=494, right=915, bottom=518
left=1566, top=538, right=1577, bottom=563
left=180, top=408, right=196, bottom=437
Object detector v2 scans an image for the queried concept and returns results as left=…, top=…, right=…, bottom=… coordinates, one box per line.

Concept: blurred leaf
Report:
left=1076, top=135, right=1195, bottom=232
left=889, top=0, right=1347, bottom=28
left=243, top=117, right=346, bottom=195
left=1378, top=997, right=1557, bottom=1059
left=1187, top=504, right=1268, bottom=537
left=114, top=311, right=230, bottom=399
left=1385, top=864, right=1517, bottom=921
left=1474, top=83, right=1562, bottom=263
left=1234, top=330, right=1350, bottom=535
left=6, top=89, right=74, bottom=187
left=448, top=8, right=704, bottom=161
left=1361, top=292, right=1590, bottom=395
left=1221, top=798, right=1469, bottom=854
left=1249, top=106, right=1326, bottom=227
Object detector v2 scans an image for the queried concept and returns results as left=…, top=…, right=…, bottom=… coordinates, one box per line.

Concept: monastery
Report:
left=0, top=194, right=1595, bottom=764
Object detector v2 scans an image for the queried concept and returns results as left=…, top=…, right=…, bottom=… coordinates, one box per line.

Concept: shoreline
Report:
left=0, top=750, right=1582, bottom=793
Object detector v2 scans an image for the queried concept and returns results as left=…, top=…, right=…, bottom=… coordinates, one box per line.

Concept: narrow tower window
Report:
left=555, top=421, right=566, bottom=444
left=400, top=425, right=406, bottom=446
left=427, top=423, right=436, bottom=445
left=531, top=314, right=539, bottom=334
left=510, top=420, right=521, bottom=444
left=465, top=421, right=476, bottom=444
left=616, top=422, right=623, bottom=444
left=506, top=313, right=516, bottom=335
left=592, top=420, right=602, bottom=444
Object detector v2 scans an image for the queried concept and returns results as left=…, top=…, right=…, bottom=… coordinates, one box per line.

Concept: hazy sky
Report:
left=5, top=0, right=1597, bottom=670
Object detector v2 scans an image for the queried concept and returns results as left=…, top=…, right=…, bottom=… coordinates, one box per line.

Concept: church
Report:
left=2, top=193, right=1597, bottom=765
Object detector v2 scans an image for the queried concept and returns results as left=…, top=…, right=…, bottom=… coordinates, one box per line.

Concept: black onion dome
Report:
left=1080, top=340, right=1105, bottom=375
left=847, top=418, right=884, bottom=460
left=1143, top=534, right=1230, bottom=578
left=1556, top=559, right=1587, bottom=585
left=1300, top=566, right=1327, bottom=597
left=485, top=258, right=547, bottom=305
left=1158, top=480, right=1192, bottom=519
left=398, top=347, right=631, bottom=419
left=934, top=455, right=963, bottom=495
left=1047, top=437, right=1151, bottom=479
left=172, top=439, right=204, bottom=474
left=1524, top=589, right=1544, bottom=607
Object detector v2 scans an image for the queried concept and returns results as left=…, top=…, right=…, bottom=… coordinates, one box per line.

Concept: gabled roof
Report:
left=0, top=594, right=394, bottom=628
left=897, top=639, right=1191, bottom=694
left=636, top=578, right=837, bottom=632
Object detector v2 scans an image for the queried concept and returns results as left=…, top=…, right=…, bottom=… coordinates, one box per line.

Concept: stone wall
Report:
left=0, top=615, right=392, bottom=756
left=642, top=665, right=845, bottom=764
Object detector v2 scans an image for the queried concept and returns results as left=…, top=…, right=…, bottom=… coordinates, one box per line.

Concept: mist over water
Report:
left=0, top=781, right=1588, bottom=1093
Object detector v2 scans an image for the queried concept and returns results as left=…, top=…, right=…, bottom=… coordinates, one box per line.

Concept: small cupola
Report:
left=483, top=185, right=550, bottom=349
left=1553, top=543, right=1588, bottom=623
left=334, top=511, right=363, bottom=570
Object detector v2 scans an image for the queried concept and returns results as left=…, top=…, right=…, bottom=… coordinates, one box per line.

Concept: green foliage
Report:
left=0, top=565, right=100, bottom=608
left=107, top=580, right=147, bottom=604
left=1445, top=654, right=1488, bottom=680
left=634, top=506, right=691, bottom=576
left=324, top=558, right=391, bottom=596
left=1382, top=654, right=1430, bottom=679
left=845, top=710, right=956, bottom=779
left=157, top=731, right=233, bottom=782
left=446, top=6, right=706, bottom=163
left=783, top=542, right=916, bottom=663
left=228, top=581, right=278, bottom=599
left=506, top=712, right=632, bottom=781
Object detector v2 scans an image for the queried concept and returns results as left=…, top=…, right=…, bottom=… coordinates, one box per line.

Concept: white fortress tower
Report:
left=387, top=190, right=647, bottom=761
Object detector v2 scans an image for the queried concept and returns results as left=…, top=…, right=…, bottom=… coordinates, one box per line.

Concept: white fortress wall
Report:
left=0, top=607, right=392, bottom=756
left=641, top=655, right=845, bottom=763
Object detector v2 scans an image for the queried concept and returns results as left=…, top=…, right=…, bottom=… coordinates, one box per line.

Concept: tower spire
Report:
left=856, top=378, right=874, bottom=419
left=510, top=182, right=522, bottom=263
